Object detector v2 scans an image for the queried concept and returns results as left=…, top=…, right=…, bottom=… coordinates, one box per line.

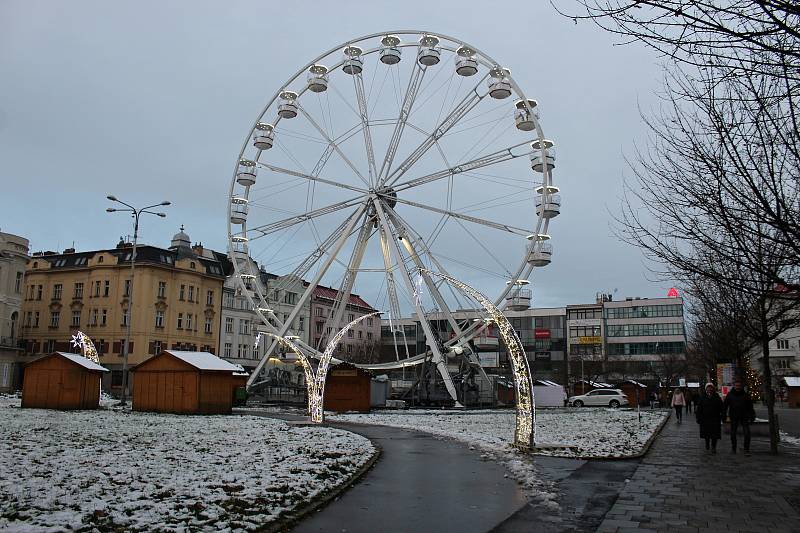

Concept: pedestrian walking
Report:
left=671, top=387, right=686, bottom=423
left=649, top=391, right=657, bottom=409
left=686, top=391, right=694, bottom=414
left=696, top=382, right=724, bottom=453
left=724, top=378, right=756, bottom=455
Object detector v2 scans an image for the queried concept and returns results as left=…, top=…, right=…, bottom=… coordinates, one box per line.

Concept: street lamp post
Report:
left=106, top=195, right=170, bottom=405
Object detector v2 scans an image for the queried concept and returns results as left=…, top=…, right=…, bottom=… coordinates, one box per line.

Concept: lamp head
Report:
left=107, top=195, right=117, bottom=201
left=156, top=213, right=167, bottom=218
left=106, top=208, right=116, bottom=213
left=161, top=201, right=171, bottom=206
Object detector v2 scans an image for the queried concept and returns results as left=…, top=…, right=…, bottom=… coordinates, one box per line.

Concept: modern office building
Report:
left=0, top=231, right=30, bottom=392
left=19, top=228, right=227, bottom=393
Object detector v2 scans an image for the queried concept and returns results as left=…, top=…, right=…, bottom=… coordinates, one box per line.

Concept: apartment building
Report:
left=20, top=228, right=227, bottom=392
left=310, top=285, right=380, bottom=361
left=0, top=231, right=29, bottom=391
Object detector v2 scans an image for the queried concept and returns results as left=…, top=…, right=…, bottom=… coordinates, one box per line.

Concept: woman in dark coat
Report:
left=696, top=382, right=725, bottom=453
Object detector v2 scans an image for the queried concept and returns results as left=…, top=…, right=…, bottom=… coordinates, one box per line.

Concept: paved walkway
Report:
left=756, top=406, right=800, bottom=438
left=597, top=415, right=800, bottom=532
left=291, top=422, right=528, bottom=533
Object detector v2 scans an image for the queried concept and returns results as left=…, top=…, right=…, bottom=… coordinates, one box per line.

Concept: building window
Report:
left=180, top=285, right=185, bottom=300
left=298, top=317, right=305, bottom=331
left=157, top=282, right=166, bottom=298
left=25, top=311, right=32, bottom=327
left=155, top=310, right=165, bottom=328
left=316, top=322, right=323, bottom=334
left=567, top=308, right=603, bottom=320
left=315, top=307, right=323, bottom=317
left=569, top=325, right=602, bottom=338
left=124, top=279, right=131, bottom=297
left=225, top=317, right=234, bottom=333
left=366, top=317, right=373, bottom=326
left=205, top=317, right=212, bottom=334
left=284, top=292, right=297, bottom=305
left=74, top=282, right=84, bottom=299
left=206, top=290, right=214, bottom=305
left=97, top=339, right=105, bottom=354
left=224, top=343, right=232, bottom=358
left=367, top=331, right=373, bottom=340
left=242, top=344, right=249, bottom=359
left=190, top=262, right=196, bottom=270
left=346, top=344, right=353, bottom=354
left=188, top=286, right=195, bottom=302
left=358, top=330, right=363, bottom=339
left=122, top=307, right=130, bottom=327
left=53, top=284, right=63, bottom=300
left=186, top=313, right=193, bottom=331
left=34, top=311, right=40, bottom=327
left=71, top=310, right=81, bottom=327
left=347, top=330, right=354, bottom=338
left=45, top=339, right=55, bottom=352
left=177, top=313, right=183, bottom=329
left=37, top=285, right=43, bottom=300
left=50, top=311, right=60, bottom=328
left=606, top=323, right=684, bottom=337
left=14, top=272, right=22, bottom=293
left=101, top=309, right=107, bottom=326
left=90, top=309, right=98, bottom=326
left=348, top=313, right=355, bottom=322
left=93, top=280, right=101, bottom=297
left=111, top=371, right=123, bottom=387
left=776, top=339, right=789, bottom=350
left=239, top=319, right=250, bottom=335
left=154, top=340, right=162, bottom=354
left=104, top=280, right=110, bottom=296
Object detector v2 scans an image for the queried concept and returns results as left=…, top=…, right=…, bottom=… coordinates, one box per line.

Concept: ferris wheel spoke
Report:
left=382, top=195, right=533, bottom=237
left=246, top=197, right=365, bottom=239
left=315, top=213, right=372, bottom=350
left=377, top=61, right=427, bottom=181
left=382, top=73, right=490, bottom=188
left=371, top=198, right=460, bottom=403
left=248, top=203, right=369, bottom=379
left=390, top=139, right=534, bottom=193
left=297, top=104, right=371, bottom=187
left=352, top=73, right=378, bottom=186
left=377, top=222, right=411, bottom=361
left=256, top=162, right=368, bottom=195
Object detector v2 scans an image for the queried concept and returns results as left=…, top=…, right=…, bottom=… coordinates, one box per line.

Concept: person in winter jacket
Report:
left=724, top=378, right=756, bottom=455
left=671, top=387, right=686, bottom=423
left=696, top=382, right=724, bottom=453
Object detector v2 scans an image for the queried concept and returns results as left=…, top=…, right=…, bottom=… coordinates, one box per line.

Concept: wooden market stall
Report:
left=131, top=350, right=241, bottom=415
left=22, top=352, right=108, bottom=410
left=323, top=362, right=371, bottom=413
left=572, top=380, right=613, bottom=396
left=616, top=380, right=648, bottom=407
left=784, top=376, right=800, bottom=408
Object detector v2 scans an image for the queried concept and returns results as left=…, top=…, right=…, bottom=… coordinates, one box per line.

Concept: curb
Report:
left=261, top=436, right=382, bottom=533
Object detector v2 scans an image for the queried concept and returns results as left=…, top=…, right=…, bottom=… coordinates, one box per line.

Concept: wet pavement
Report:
left=291, top=422, right=529, bottom=533
left=597, top=415, right=800, bottom=532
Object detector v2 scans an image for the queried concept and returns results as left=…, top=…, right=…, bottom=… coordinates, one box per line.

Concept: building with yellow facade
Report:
left=19, top=228, right=228, bottom=393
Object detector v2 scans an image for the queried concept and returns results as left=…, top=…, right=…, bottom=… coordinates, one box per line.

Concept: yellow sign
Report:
left=578, top=336, right=602, bottom=345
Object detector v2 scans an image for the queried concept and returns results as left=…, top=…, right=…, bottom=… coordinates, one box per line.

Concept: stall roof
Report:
left=784, top=377, right=800, bottom=387
left=534, top=379, right=562, bottom=387
left=577, top=380, right=613, bottom=388
left=55, top=352, right=109, bottom=372
left=165, top=351, right=241, bottom=372
left=619, top=379, right=647, bottom=388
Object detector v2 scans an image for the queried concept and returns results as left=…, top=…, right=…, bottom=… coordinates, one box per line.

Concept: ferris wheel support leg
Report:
left=245, top=203, right=369, bottom=388
left=388, top=209, right=493, bottom=386
left=371, top=198, right=461, bottom=406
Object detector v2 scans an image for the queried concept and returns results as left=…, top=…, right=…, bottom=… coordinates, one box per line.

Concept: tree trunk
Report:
left=760, top=311, right=779, bottom=454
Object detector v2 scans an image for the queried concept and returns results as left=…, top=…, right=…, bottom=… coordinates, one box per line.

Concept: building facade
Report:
left=311, top=285, right=380, bottom=362
left=0, top=231, right=30, bottom=391
left=218, top=259, right=312, bottom=373
left=20, top=229, right=226, bottom=393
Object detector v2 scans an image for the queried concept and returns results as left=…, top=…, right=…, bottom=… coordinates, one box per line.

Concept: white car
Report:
left=569, top=388, right=629, bottom=408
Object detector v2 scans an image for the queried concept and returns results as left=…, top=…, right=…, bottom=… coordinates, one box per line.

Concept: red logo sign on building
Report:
left=667, top=287, right=679, bottom=298
left=534, top=328, right=551, bottom=339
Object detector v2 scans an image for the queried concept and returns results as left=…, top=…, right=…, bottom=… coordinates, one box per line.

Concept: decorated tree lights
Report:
left=420, top=269, right=536, bottom=449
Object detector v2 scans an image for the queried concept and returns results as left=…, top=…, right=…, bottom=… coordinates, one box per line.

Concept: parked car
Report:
left=569, top=388, right=629, bottom=408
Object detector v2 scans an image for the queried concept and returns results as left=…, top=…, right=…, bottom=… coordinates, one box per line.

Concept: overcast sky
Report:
left=0, top=1, right=677, bottom=308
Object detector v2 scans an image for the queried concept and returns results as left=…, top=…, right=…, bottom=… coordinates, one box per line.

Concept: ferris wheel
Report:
left=227, top=30, right=559, bottom=403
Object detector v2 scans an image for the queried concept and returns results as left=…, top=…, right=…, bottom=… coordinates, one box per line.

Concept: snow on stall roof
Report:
left=619, top=379, right=647, bottom=388
left=784, top=377, right=800, bottom=387
left=534, top=379, right=562, bottom=387
left=55, top=352, right=109, bottom=372
left=165, top=351, right=240, bottom=372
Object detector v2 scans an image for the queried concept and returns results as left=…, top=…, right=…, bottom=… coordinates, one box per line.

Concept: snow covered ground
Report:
left=0, top=400, right=375, bottom=531
left=332, top=408, right=668, bottom=459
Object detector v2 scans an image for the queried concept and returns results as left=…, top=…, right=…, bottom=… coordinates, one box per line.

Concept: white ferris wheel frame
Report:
left=226, top=30, right=556, bottom=404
